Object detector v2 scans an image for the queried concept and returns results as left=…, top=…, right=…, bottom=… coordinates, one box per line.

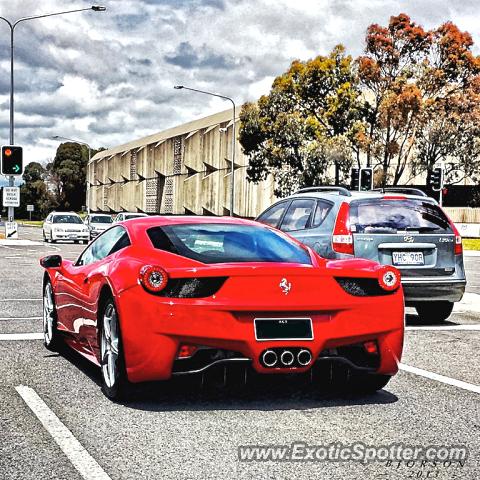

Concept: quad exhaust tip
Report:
left=262, top=350, right=278, bottom=367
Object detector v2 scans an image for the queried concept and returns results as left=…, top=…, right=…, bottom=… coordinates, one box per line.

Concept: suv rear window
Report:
left=147, top=223, right=312, bottom=265
left=350, top=199, right=452, bottom=234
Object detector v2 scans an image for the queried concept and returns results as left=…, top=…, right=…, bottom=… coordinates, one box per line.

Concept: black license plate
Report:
left=254, top=318, right=313, bottom=341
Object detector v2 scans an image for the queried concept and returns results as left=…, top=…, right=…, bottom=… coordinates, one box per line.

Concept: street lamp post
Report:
left=174, top=85, right=236, bottom=216
left=0, top=6, right=106, bottom=226
left=52, top=136, right=92, bottom=214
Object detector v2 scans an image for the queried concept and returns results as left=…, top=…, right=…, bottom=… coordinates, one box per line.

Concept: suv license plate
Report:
left=392, top=251, right=424, bottom=265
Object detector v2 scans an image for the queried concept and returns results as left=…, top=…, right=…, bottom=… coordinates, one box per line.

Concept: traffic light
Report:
left=1, top=145, right=23, bottom=175
left=427, top=166, right=443, bottom=191
left=350, top=167, right=360, bottom=191
left=360, top=167, right=373, bottom=191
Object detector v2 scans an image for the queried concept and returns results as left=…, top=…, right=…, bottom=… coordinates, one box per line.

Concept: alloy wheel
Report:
left=43, top=283, right=55, bottom=345
left=101, top=303, right=119, bottom=388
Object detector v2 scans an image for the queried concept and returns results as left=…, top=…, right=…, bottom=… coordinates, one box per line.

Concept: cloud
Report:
left=0, top=0, right=478, bottom=165
left=165, top=41, right=236, bottom=69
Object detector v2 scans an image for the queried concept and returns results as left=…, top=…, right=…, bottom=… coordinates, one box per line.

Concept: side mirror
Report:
left=40, top=255, right=62, bottom=269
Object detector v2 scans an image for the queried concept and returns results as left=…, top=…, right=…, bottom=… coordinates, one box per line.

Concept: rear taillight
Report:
left=450, top=222, right=463, bottom=255
left=139, top=265, right=168, bottom=293
left=378, top=266, right=401, bottom=292
left=332, top=202, right=354, bottom=255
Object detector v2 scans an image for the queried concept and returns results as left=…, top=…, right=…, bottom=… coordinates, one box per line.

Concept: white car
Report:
left=113, top=212, right=148, bottom=223
left=43, top=212, right=89, bottom=244
left=84, top=214, right=113, bottom=239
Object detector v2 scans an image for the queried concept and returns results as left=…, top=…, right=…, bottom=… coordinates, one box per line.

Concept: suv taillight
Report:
left=332, top=202, right=354, bottom=255
left=442, top=211, right=463, bottom=256
left=451, top=222, right=463, bottom=256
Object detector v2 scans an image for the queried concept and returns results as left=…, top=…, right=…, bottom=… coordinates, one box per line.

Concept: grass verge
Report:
left=463, top=238, right=480, bottom=251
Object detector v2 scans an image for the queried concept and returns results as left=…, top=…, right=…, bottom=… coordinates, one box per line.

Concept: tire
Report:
left=43, top=231, right=47, bottom=242
left=348, top=373, right=392, bottom=393
left=43, top=281, right=62, bottom=351
left=415, top=301, right=454, bottom=323
left=50, top=232, right=56, bottom=244
left=74, top=240, right=79, bottom=244
left=99, top=297, right=131, bottom=400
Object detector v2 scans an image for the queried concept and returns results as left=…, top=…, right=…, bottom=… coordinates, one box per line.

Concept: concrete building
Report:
left=87, top=109, right=275, bottom=217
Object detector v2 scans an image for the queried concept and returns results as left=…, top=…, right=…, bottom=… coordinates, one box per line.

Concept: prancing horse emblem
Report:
left=279, top=278, right=292, bottom=295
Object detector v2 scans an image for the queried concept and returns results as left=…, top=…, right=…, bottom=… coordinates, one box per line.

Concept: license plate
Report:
left=392, top=251, right=424, bottom=265
left=69, top=234, right=78, bottom=238
left=254, top=318, right=313, bottom=341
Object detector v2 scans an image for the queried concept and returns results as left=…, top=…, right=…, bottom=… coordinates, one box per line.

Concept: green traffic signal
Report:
left=1, top=145, right=23, bottom=175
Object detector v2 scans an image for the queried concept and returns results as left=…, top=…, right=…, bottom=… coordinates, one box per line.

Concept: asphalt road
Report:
left=1, top=225, right=479, bottom=480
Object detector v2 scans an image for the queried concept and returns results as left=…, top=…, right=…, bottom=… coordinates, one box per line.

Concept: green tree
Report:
left=358, top=14, right=480, bottom=185
left=239, top=45, right=363, bottom=196
left=48, top=142, right=90, bottom=211
left=17, top=162, right=58, bottom=219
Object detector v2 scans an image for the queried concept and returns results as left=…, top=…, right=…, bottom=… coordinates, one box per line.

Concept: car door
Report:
left=54, top=227, right=130, bottom=345
left=276, top=198, right=327, bottom=250
left=43, top=214, right=52, bottom=237
left=284, top=199, right=334, bottom=257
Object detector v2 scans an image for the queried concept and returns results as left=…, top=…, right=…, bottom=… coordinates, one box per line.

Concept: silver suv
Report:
left=257, top=187, right=466, bottom=322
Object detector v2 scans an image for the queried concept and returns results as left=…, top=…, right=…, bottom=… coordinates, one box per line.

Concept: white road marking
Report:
left=0, top=298, right=42, bottom=302
left=399, top=363, right=480, bottom=394
left=406, top=325, right=480, bottom=331
left=0, top=315, right=41, bottom=319
left=0, top=333, right=43, bottom=340
left=15, top=386, right=112, bottom=480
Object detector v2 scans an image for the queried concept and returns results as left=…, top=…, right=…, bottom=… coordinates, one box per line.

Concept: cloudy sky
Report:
left=0, top=0, right=479, bottom=167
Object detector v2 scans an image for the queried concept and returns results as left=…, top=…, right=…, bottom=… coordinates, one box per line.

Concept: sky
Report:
left=0, top=0, right=479, bottom=168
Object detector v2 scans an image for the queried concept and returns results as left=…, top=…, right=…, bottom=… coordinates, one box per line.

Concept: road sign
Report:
left=5, top=221, right=18, bottom=239
left=27, top=204, right=34, bottom=212
left=1, top=145, right=23, bottom=175
left=2, top=186, right=20, bottom=207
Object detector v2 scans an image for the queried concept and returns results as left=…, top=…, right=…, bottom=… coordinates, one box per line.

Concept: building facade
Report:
left=87, top=109, right=275, bottom=218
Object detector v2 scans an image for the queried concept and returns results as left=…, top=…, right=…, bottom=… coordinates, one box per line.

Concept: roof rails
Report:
left=372, top=187, right=428, bottom=197
left=295, top=186, right=352, bottom=197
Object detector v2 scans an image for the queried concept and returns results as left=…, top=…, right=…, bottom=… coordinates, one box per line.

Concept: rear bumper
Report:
left=115, top=285, right=405, bottom=383
left=402, top=279, right=466, bottom=303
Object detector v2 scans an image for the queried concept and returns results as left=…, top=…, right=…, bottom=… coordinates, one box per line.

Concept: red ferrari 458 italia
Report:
left=40, top=216, right=404, bottom=400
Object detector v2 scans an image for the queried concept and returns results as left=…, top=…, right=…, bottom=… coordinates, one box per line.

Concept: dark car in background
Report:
left=257, top=187, right=466, bottom=322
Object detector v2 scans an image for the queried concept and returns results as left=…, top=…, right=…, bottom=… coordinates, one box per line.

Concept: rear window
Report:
left=350, top=199, right=452, bottom=234
left=91, top=215, right=112, bottom=224
left=125, top=214, right=146, bottom=220
left=147, top=223, right=312, bottom=265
